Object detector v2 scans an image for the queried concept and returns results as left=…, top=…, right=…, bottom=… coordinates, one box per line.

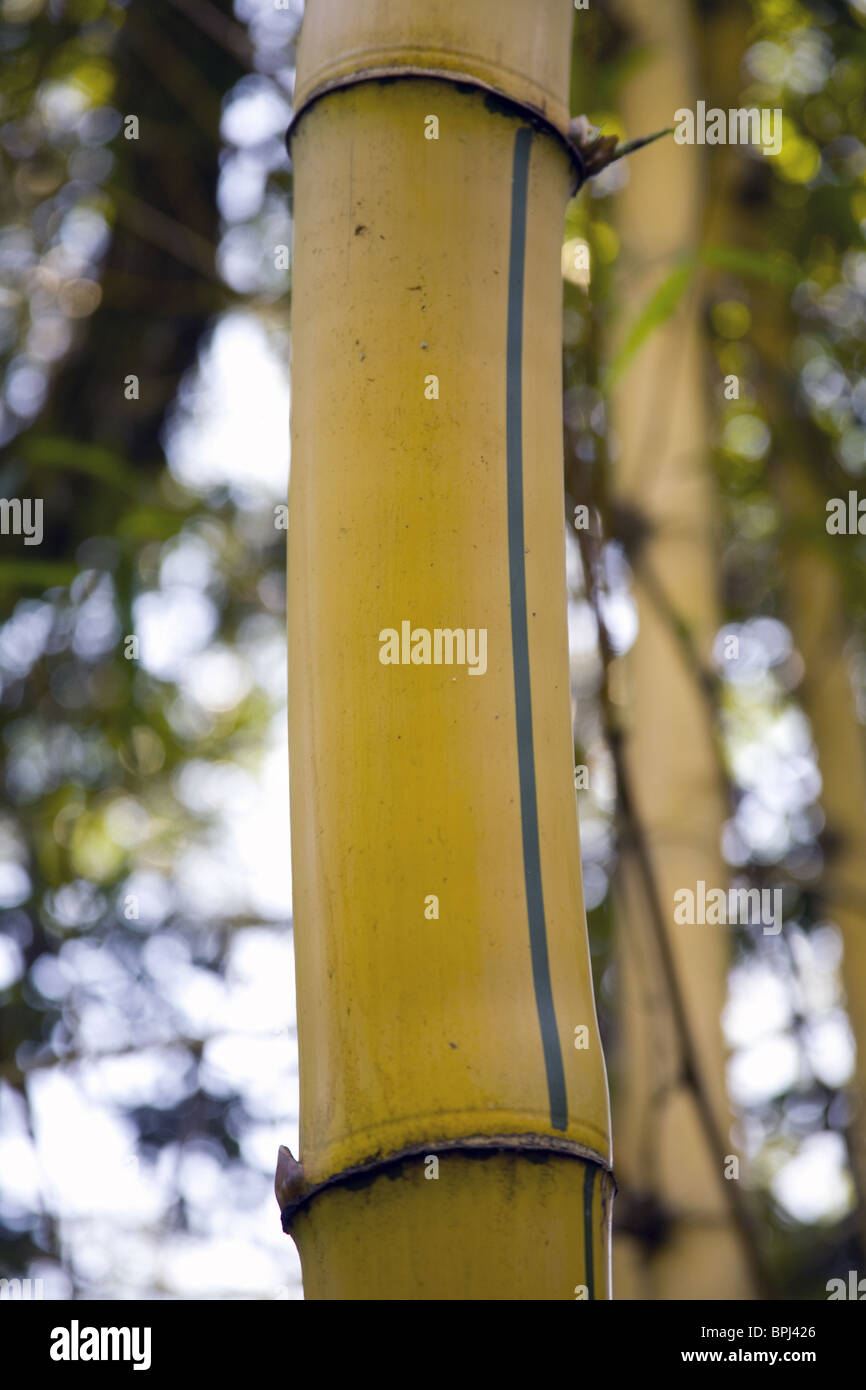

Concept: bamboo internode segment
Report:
left=293, top=1151, right=614, bottom=1302
left=287, top=1, right=610, bottom=1297
left=289, top=78, right=610, bottom=1180
left=290, top=0, right=574, bottom=143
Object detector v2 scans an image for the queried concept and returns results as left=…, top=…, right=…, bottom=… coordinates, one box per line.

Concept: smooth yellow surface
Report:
left=289, top=77, right=610, bottom=1183
left=293, top=1151, right=613, bottom=1301
left=288, top=0, right=612, bottom=1298
left=292, top=0, right=574, bottom=140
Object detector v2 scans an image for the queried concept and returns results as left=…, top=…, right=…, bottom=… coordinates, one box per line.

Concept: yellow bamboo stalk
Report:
left=609, top=0, right=754, bottom=1300
left=285, top=0, right=612, bottom=1299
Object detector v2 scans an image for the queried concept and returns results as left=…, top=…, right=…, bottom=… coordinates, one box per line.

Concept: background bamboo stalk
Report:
left=608, top=0, right=755, bottom=1300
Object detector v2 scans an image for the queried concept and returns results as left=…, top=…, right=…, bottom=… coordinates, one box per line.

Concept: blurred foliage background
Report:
left=1, top=0, right=866, bottom=1299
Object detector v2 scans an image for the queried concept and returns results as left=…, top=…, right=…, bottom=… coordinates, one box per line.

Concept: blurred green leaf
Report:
left=0, top=560, right=77, bottom=589
left=20, top=437, right=142, bottom=498
left=116, top=507, right=188, bottom=540
left=699, top=244, right=800, bottom=286
left=603, top=258, right=696, bottom=390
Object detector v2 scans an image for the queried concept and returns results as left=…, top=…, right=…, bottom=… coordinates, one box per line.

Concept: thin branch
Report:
left=563, top=284, right=772, bottom=1289
left=166, top=0, right=256, bottom=68
left=112, top=189, right=219, bottom=279
left=577, top=513, right=772, bottom=1296
left=165, top=0, right=295, bottom=99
